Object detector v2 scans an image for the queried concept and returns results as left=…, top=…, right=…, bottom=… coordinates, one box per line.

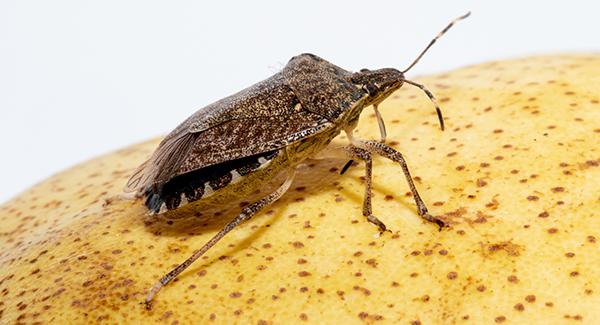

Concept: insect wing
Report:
left=126, top=71, right=332, bottom=193
left=177, top=111, right=330, bottom=175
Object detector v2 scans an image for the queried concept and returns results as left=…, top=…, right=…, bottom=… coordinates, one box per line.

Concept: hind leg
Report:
left=144, top=171, right=295, bottom=309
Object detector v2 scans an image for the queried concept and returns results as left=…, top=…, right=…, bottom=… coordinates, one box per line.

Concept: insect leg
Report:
left=143, top=171, right=295, bottom=309
left=103, top=191, right=140, bottom=207
left=343, top=105, right=388, bottom=176
left=345, top=104, right=386, bottom=177
left=354, top=140, right=447, bottom=229
left=344, top=146, right=388, bottom=233
left=373, top=104, right=387, bottom=142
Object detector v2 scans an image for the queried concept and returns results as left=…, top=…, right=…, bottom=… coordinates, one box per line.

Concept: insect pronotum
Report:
left=125, top=12, right=471, bottom=308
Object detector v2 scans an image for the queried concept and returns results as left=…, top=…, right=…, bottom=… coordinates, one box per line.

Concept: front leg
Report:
left=353, top=139, right=447, bottom=229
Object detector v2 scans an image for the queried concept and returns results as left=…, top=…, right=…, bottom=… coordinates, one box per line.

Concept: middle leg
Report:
left=344, top=146, right=388, bottom=232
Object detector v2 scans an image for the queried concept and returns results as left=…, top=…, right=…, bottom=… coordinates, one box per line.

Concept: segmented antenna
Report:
left=402, top=11, right=471, bottom=74
left=401, top=12, right=470, bottom=131
left=404, top=79, right=445, bottom=130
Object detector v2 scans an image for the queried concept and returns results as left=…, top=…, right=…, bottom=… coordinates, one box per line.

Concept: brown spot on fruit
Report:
left=447, top=272, right=458, bottom=280
left=366, top=259, right=378, bottom=268
left=481, top=241, right=522, bottom=257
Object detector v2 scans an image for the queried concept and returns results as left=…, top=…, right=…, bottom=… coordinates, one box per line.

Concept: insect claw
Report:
left=434, top=217, right=448, bottom=231
left=418, top=208, right=448, bottom=230
left=141, top=300, right=153, bottom=310
left=367, top=214, right=388, bottom=233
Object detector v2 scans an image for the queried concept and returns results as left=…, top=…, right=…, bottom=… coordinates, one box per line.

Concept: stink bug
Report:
left=127, top=12, right=471, bottom=308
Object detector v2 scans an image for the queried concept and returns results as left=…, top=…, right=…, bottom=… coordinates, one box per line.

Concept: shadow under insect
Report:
left=140, top=151, right=434, bottom=242
left=139, top=156, right=347, bottom=238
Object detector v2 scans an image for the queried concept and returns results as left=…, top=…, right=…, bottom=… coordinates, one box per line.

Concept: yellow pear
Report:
left=1, top=54, right=599, bottom=324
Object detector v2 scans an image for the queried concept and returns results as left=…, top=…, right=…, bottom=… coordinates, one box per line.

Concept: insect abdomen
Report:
left=145, top=150, right=280, bottom=214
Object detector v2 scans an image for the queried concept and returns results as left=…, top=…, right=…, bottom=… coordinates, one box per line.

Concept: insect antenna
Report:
left=403, top=79, right=445, bottom=130
left=400, top=11, right=470, bottom=131
left=402, top=11, right=471, bottom=74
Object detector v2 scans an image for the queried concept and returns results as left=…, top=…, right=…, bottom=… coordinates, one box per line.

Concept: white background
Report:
left=1, top=1, right=599, bottom=202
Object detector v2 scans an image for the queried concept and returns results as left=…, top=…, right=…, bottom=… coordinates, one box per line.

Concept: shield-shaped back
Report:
left=283, top=53, right=365, bottom=122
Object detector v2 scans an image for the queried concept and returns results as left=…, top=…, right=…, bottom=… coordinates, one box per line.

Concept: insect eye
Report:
left=364, top=83, right=378, bottom=95
left=360, top=68, right=370, bottom=73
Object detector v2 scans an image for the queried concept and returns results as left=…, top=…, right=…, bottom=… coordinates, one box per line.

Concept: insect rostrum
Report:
left=125, top=12, right=470, bottom=308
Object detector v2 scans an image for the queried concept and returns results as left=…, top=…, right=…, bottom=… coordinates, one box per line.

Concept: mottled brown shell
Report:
left=125, top=54, right=367, bottom=194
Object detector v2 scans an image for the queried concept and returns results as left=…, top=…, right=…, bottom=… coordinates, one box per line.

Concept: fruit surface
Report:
left=1, top=54, right=599, bottom=324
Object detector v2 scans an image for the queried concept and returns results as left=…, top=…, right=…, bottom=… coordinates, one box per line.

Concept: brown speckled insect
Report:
left=126, top=12, right=470, bottom=308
